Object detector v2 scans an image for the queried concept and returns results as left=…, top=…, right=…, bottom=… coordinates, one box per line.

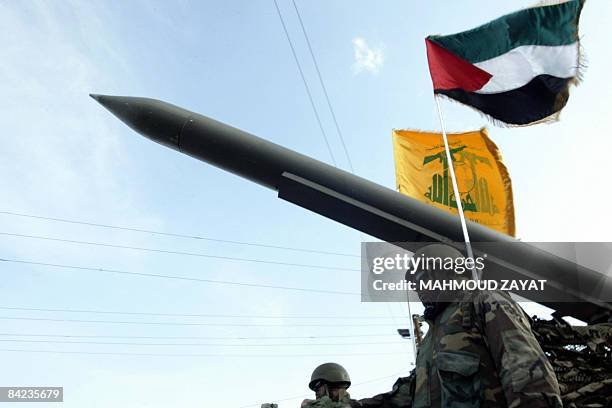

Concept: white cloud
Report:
left=351, top=37, right=384, bottom=75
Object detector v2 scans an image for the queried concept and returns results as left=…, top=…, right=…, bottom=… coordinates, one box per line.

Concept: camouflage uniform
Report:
left=301, top=394, right=361, bottom=408
left=358, top=375, right=415, bottom=408
left=532, top=318, right=612, bottom=407
left=414, top=290, right=562, bottom=408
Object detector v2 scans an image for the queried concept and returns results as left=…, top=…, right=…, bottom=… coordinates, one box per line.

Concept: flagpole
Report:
left=434, top=95, right=479, bottom=281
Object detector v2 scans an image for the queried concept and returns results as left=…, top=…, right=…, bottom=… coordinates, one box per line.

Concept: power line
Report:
left=291, top=0, right=354, bottom=172
left=0, top=258, right=359, bottom=295
left=0, top=306, right=395, bottom=320
left=0, top=338, right=405, bottom=347
left=0, top=210, right=357, bottom=258
left=285, top=12, right=412, bottom=361
left=0, top=232, right=357, bottom=272
left=0, top=333, right=397, bottom=340
left=281, top=2, right=411, bottom=366
left=272, top=0, right=338, bottom=166
left=0, top=349, right=399, bottom=358
left=0, top=316, right=397, bottom=327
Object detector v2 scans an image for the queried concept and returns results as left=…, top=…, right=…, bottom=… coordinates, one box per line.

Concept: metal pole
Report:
left=434, top=96, right=478, bottom=281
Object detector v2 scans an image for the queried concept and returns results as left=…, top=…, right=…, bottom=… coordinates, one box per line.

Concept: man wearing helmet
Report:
left=301, top=363, right=361, bottom=408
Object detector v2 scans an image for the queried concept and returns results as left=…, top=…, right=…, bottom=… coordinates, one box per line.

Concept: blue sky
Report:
left=1, top=1, right=611, bottom=407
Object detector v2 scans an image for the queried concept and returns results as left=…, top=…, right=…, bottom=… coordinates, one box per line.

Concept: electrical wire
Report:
left=0, top=306, right=395, bottom=320
left=0, top=333, right=398, bottom=340
left=0, top=338, right=405, bottom=347
left=0, top=258, right=359, bottom=295
left=0, top=349, right=400, bottom=358
left=0, top=210, right=357, bottom=258
left=0, top=316, right=397, bottom=327
left=272, top=0, right=337, bottom=166
left=291, top=0, right=354, bottom=172
left=0, top=232, right=356, bottom=272
left=281, top=0, right=416, bottom=365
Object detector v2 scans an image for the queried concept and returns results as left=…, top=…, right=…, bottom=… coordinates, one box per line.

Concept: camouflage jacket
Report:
left=301, top=394, right=361, bottom=408
left=358, top=375, right=414, bottom=408
left=414, top=290, right=562, bottom=408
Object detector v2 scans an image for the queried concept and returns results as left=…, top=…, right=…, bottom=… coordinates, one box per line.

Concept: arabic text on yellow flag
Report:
left=392, top=128, right=515, bottom=236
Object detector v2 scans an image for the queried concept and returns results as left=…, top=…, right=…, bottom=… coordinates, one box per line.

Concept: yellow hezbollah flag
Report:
left=392, top=128, right=515, bottom=236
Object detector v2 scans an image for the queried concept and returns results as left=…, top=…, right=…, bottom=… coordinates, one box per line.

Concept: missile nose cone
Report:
left=89, top=94, right=121, bottom=113
left=90, top=93, right=192, bottom=150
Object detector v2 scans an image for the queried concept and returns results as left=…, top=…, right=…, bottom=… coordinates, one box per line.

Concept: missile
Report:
left=91, top=94, right=611, bottom=323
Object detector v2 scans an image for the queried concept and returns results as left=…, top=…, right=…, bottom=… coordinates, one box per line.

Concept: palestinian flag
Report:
left=426, top=0, right=584, bottom=126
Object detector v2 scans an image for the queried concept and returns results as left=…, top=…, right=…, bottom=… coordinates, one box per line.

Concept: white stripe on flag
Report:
left=475, top=43, right=579, bottom=94
left=527, top=0, right=575, bottom=8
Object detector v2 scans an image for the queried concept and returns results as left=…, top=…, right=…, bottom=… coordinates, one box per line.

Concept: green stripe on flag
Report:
left=429, top=0, right=582, bottom=64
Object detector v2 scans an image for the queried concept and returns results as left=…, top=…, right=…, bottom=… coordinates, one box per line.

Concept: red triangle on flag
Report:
left=426, top=38, right=492, bottom=92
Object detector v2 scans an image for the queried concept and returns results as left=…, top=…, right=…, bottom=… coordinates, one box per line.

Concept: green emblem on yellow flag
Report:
left=392, top=128, right=515, bottom=236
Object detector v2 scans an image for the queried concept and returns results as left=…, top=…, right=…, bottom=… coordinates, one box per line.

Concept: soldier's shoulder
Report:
left=465, top=290, right=528, bottom=324
left=466, top=289, right=517, bottom=311
left=468, top=289, right=513, bottom=304
left=301, top=398, right=329, bottom=408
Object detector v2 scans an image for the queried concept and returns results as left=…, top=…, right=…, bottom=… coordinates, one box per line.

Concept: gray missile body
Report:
left=91, top=94, right=611, bottom=324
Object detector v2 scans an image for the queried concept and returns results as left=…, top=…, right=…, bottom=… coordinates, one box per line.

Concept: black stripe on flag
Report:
left=436, top=75, right=573, bottom=125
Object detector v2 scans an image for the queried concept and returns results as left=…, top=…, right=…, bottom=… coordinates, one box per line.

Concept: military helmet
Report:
left=308, top=362, right=351, bottom=390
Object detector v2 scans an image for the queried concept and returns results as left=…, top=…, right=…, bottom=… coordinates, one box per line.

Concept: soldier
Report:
left=301, top=363, right=361, bottom=408
left=409, top=244, right=562, bottom=408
